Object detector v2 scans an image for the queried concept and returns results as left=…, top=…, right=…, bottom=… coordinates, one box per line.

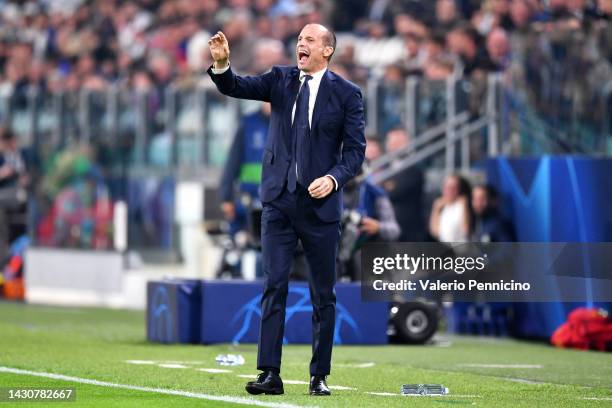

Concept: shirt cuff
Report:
left=325, top=174, right=338, bottom=191
left=210, top=62, right=230, bottom=74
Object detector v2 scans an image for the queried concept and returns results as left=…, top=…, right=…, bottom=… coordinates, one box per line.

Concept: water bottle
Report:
left=401, top=384, right=449, bottom=396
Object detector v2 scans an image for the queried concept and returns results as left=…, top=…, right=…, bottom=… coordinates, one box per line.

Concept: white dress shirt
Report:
left=211, top=62, right=338, bottom=190
left=291, top=68, right=326, bottom=128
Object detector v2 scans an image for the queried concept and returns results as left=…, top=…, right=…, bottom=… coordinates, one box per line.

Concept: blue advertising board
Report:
left=147, top=279, right=202, bottom=343
left=147, top=280, right=388, bottom=345
left=200, top=281, right=388, bottom=344
left=487, top=156, right=612, bottom=338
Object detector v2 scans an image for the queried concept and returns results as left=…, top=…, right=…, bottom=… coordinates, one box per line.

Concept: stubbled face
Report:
left=296, top=24, right=332, bottom=73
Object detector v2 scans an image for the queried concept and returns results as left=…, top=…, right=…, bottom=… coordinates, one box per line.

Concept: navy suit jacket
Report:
left=208, top=65, right=366, bottom=222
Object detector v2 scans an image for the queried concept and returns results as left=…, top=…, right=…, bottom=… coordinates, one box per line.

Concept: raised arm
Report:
left=207, top=31, right=275, bottom=102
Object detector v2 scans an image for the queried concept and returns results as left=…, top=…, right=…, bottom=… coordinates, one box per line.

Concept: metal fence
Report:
left=1, top=70, right=610, bottom=253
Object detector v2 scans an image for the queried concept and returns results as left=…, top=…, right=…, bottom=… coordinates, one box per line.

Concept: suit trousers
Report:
left=257, top=183, right=341, bottom=376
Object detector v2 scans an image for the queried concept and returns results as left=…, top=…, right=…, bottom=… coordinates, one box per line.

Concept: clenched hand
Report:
left=308, top=176, right=335, bottom=199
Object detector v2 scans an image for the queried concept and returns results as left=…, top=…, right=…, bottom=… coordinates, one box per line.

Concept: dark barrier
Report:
left=147, top=279, right=202, bottom=343
left=146, top=279, right=388, bottom=344
left=200, top=281, right=388, bottom=344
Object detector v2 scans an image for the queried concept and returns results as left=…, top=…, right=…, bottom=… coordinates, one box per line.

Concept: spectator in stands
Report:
left=486, top=27, right=511, bottom=71
left=0, top=128, right=30, bottom=253
left=429, top=174, right=471, bottom=242
left=382, top=128, right=425, bottom=242
left=0, top=0, right=609, bottom=259
left=436, top=0, right=462, bottom=31
left=340, top=166, right=401, bottom=280
left=363, top=135, right=384, bottom=181
left=424, top=53, right=456, bottom=80
left=377, top=64, right=405, bottom=135
left=401, top=33, right=427, bottom=74
left=0, top=129, right=29, bottom=190
left=446, top=23, right=490, bottom=76
left=471, top=184, right=515, bottom=242
left=0, top=0, right=608, bottom=103
left=252, top=38, right=288, bottom=74
left=509, top=0, right=534, bottom=31
left=472, top=0, right=514, bottom=33
left=364, top=135, right=383, bottom=163
left=423, top=30, right=448, bottom=62
left=594, top=0, right=612, bottom=67
left=219, top=102, right=271, bottom=239
left=219, top=10, right=257, bottom=72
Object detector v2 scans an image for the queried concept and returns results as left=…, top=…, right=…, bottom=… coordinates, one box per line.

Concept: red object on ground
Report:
left=2, top=254, right=24, bottom=300
left=551, top=308, right=612, bottom=351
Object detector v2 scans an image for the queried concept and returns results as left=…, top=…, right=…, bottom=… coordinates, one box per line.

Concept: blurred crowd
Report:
left=0, top=0, right=609, bottom=97
left=0, top=0, right=610, bottom=259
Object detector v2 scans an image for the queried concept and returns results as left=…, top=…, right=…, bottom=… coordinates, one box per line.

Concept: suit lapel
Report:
left=285, top=67, right=300, bottom=120
left=280, top=67, right=301, bottom=149
left=311, top=70, right=334, bottom=130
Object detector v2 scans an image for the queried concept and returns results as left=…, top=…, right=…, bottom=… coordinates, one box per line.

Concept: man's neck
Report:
left=301, top=65, right=328, bottom=76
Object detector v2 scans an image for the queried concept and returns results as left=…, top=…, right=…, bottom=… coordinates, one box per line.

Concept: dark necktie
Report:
left=287, top=74, right=312, bottom=193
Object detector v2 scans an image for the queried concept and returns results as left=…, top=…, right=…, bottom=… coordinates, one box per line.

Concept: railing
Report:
left=3, top=74, right=609, bottom=178
left=0, top=84, right=247, bottom=177
left=366, top=73, right=503, bottom=181
left=1, top=69, right=610, bottom=253
left=365, top=70, right=611, bottom=182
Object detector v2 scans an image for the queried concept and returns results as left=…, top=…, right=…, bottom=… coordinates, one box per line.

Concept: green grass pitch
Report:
left=0, top=300, right=611, bottom=407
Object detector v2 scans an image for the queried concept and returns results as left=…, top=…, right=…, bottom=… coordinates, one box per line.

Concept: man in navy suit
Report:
left=208, top=24, right=365, bottom=396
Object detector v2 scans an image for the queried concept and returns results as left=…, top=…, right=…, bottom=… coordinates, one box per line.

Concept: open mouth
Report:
left=298, top=50, right=309, bottom=64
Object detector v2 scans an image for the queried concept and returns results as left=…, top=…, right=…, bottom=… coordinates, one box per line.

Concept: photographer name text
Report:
left=372, top=279, right=531, bottom=292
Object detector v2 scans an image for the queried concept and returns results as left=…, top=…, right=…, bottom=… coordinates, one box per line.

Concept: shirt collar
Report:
left=300, top=67, right=327, bottom=82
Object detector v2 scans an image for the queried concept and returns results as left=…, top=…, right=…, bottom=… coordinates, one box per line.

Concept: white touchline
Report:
left=125, top=360, right=156, bottom=365
left=197, top=368, right=233, bottom=373
left=431, top=340, right=452, bottom=347
left=124, top=360, right=206, bottom=366
left=124, top=360, right=204, bottom=368
left=328, top=385, right=355, bottom=391
left=402, top=394, right=483, bottom=398
left=336, top=362, right=376, bottom=368
left=158, top=364, right=188, bottom=369
left=581, top=397, right=612, bottom=401
left=366, top=392, right=397, bottom=396
left=458, top=364, right=542, bottom=369
left=0, top=366, right=312, bottom=408
left=502, top=377, right=545, bottom=385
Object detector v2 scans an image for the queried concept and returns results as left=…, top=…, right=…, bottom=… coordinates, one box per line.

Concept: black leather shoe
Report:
left=245, top=371, right=284, bottom=395
left=309, top=375, right=331, bottom=396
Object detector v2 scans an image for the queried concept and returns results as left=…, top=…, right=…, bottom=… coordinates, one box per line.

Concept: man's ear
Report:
left=323, top=46, right=334, bottom=59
